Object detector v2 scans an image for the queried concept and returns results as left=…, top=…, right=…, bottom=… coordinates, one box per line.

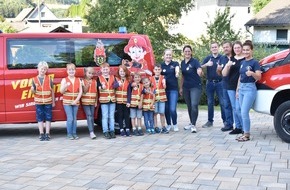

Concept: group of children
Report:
left=32, top=61, right=169, bottom=141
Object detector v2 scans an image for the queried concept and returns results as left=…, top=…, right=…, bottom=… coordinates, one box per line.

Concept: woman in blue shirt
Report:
left=180, top=45, right=203, bottom=133
left=161, top=49, right=180, bottom=132
left=236, top=41, right=261, bottom=142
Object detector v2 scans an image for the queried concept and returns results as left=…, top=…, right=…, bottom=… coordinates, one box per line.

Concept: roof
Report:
left=14, top=8, right=34, bottom=21
left=245, top=0, right=290, bottom=27
left=217, top=0, right=252, bottom=7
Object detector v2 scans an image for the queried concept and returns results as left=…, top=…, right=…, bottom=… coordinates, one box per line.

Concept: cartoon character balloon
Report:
left=94, top=39, right=106, bottom=66
left=124, top=36, right=152, bottom=76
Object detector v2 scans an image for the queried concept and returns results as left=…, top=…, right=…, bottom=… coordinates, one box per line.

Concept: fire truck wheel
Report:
left=274, top=101, right=290, bottom=143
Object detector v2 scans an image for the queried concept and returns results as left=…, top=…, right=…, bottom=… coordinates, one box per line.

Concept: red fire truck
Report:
left=253, top=49, right=290, bottom=143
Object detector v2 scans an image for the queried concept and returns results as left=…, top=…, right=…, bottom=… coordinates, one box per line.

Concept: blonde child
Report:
left=150, top=64, right=168, bottom=133
left=60, top=63, right=83, bottom=140
left=116, top=65, right=131, bottom=137
left=127, top=72, right=144, bottom=136
left=97, top=63, right=118, bottom=139
left=31, top=61, right=55, bottom=141
left=141, top=77, right=156, bottom=134
left=81, top=67, right=98, bottom=139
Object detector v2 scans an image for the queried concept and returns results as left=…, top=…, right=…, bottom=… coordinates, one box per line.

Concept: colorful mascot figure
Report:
left=94, top=39, right=106, bottom=66
left=124, top=35, right=152, bottom=76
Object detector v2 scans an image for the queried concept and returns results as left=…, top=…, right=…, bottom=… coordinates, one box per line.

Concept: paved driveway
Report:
left=0, top=109, right=289, bottom=190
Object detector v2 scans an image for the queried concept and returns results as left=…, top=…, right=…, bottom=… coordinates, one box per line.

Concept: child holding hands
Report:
left=81, top=67, right=98, bottom=139
left=60, top=63, right=83, bottom=140
left=31, top=61, right=55, bottom=141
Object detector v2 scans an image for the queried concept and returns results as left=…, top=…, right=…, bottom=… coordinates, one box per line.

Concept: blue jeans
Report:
left=206, top=81, right=225, bottom=123
left=223, top=88, right=233, bottom=127
left=143, top=110, right=154, bottom=130
left=239, top=83, right=257, bottom=133
left=63, top=105, right=79, bottom=137
left=183, top=87, right=202, bottom=125
left=83, top=105, right=95, bottom=133
left=227, top=90, right=242, bottom=129
left=101, top=103, right=116, bottom=133
left=165, top=90, right=178, bottom=125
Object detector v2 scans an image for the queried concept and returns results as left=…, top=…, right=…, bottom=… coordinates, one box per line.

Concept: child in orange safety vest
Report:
left=31, top=61, right=55, bottom=141
left=115, top=65, right=131, bottom=137
left=150, top=64, right=168, bottom=134
left=60, top=63, right=83, bottom=140
left=141, top=77, right=156, bottom=134
left=97, top=63, right=119, bottom=139
left=81, top=67, right=98, bottom=139
left=127, top=72, right=144, bottom=136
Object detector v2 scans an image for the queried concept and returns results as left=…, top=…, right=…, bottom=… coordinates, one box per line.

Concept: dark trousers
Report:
left=116, top=103, right=130, bottom=129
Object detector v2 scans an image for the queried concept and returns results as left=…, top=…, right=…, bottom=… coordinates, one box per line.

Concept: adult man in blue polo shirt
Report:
left=201, top=42, right=226, bottom=128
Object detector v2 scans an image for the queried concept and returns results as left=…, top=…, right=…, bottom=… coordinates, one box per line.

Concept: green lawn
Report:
left=177, top=103, right=210, bottom=110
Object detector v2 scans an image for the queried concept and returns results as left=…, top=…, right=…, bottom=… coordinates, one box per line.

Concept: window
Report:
left=7, top=38, right=129, bottom=69
left=63, top=25, right=69, bottom=28
left=41, top=12, right=45, bottom=18
left=276, top=29, right=288, bottom=41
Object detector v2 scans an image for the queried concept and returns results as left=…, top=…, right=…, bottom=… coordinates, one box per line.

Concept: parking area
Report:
left=0, top=109, right=289, bottom=190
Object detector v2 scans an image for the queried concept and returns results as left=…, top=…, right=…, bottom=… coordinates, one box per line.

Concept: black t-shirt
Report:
left=161, top=61, right=179, bottom=91
left=227, top=57, right=245, bottom=90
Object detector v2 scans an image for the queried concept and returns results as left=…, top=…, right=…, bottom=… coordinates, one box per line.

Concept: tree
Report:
left=252, top=0, right=271, bottom=14
left=197, top=7, right=241, bottom=55
left=85, top=0, right=194, bottom=62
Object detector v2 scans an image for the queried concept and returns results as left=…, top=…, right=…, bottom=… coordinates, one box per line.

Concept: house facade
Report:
left=7, top=3, right=82, bottom=33
left=245, top=0, right=290, bottom=48
left=170, top=0, right=253, bottom=40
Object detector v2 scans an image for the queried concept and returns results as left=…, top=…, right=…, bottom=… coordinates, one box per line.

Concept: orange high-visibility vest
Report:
left=81, top=79, right=97, bottom=105
left=62, top=77, right=81, bottom=105
left=150, top=75, right=167, bottom=102
left=115, top=78, right=129, bottom=104
left=98, top=75, right=116, bottom=103
left=130, top=83, right=143, bottom=107
left=33, top=75, right=53, bottom=105
left=142, top=87, right=155, bottom=111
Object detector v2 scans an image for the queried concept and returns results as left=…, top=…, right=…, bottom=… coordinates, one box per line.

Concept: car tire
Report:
left=274, top=101, right=290, bottom=143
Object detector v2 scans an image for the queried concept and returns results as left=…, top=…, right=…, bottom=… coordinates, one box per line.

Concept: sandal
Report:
left=236, top=135, right=250, bottom=142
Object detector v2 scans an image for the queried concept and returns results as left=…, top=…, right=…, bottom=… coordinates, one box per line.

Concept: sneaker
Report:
left=184, top=123, right=192, bottom=130
left=44, top=133, right=50, bottom=141
left=155, top=127, right=161, bottom=133
left=202, top=121, right=213, bottom=128
left=109, top=131, right=116, bottom=138
left=229, top=128, right=243, bottom=135
left=73, top=135, right=79, bottom=140
left=120, top=129, right=126, bottom=137
left=133, top=129, right=139, bottom=136
left=125, top=129, right=131, bottom=137
left=173, top=125, right=179, bottom=132
left=90, top=132, right=96, bottom=139
left=146, top=129, right=151, bottom=134
left=166, top=125, right=172, bottom=131
left=191, top=125, right=197, bottom=133
left=39, top=134, right=45, bottom=141
left=161, top=127, right=169, bottom=134
left=67, top=135, right=74, bottom=140
left=150, top=128, right=155, bottom=134
left=221, top=126, right=233, bottom=132
left=104, top=132, right=111, bottom=139
left=138, top=129, right=144, bottom=136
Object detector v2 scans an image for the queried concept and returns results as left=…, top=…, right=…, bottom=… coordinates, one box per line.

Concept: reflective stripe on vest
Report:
left=62, top=77, right=81, bottom=105
left=99, top=75, right=116, bottom=103
left=81, top=79, right=97, bottom=105
left=116, top=78, right=129, bottom=104
left=150, top=76, right=167, bottom=102
left=33, top=76, right=52, bottom=104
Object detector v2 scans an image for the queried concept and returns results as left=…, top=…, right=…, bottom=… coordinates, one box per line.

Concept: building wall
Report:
left=253, top=26, right=290, bottom=44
